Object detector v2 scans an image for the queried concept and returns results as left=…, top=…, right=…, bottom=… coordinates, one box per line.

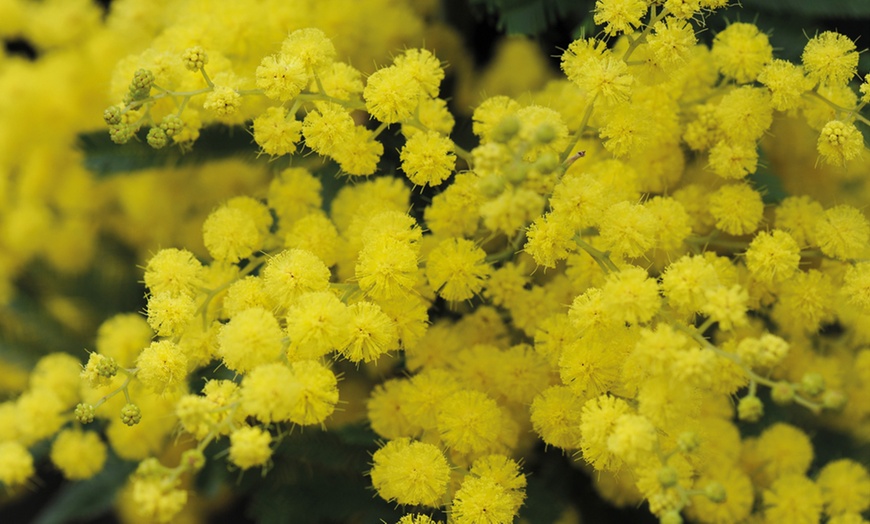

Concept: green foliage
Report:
left=468, top=0, right=593, bottom=34
left=239, top=424, right=406, bottom=524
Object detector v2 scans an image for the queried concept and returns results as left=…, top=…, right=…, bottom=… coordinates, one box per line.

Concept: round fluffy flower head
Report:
left=364, top=65, right=420, bottom=124
left=579, top=394, right=632, bottom=471
left=764, top=474, right=822, bottom=524
left=817, top=120, right=864, bottom=166
left=745, top=230, right=801, bottom=284
left=32, top=352, right=82, bottom=407
left=594, top=0, right=647, bottom=36
left=146, top=292, right=196, bottom=338
left=648, top=17, right=697, bottom=66
left=339, top=301, right=399, bottom=363
left=530, top=385, right=585, bottom=449
left=50, top=429, right=107, bottom=480
left=470, top=455, right=526, bottom=493
left=131, top=474, right=188, bottom=523
left=302, top=103, right=355, bottom=157
left=711, top=22, right=773, bottom=83
left=844, top=263, right=870, bottom=311
left=356, top=236, right=419, bottom=301
left=96, top=313, right=153, bottom=368
left=708, top=183, right=764, bottom=236
left=262, top=248, right=331, bottom=311
left=598, top=201, right=657, bottom=259
left=394, top=48, right=444, bottom=98
left=229, top=426, right=273, bottom=469
left=702, top=284, right=748, bottom=331
left=240, top=363, right=295, bottom=423
left=815, top=205, right=870, bottom=260
left=437, top=390, right=505, bottom=456
left=398, top=515, right=441, bottom=524
left=601, top=266, right=661, bottom=325
left=573, top=51, right=634, bottom=106
left=0, top=441, right=34, bottom=487
left=708, top=140, right=758, bottom=180
left=802, top=31, right=859, bottom=86
left=758, top=59, right=813, bottom=111
left=280, top=28, right=336, bottom=72
left=524, top=213, right=575, bottom=268
left=135, top=340, right=188, bottom=393
left=400, top=130, right=456, bottom=186
left=716, top=86, right=774, bottom=144
left=253, top=106, right=303, bottom=156
left=202, top=205, right=263, bottom=263
left=331, top=126, right=384, bottom=176
left=426, top=237, right=490, bottom=302
left=143, top=248, right=203, bottom=298
left=451, top=475, right=522, bottom=524
left=286, top=291, right=350, bottom=360
left=370, top=438, right=451, bottom=507
left=256, top=54, right=308, bottom=101
left=817, top=459, right=870, bottom=516
left=472, top=96, right=521, bottom=142
left=284, top=359, right=339, bottom=425
left=217, top=307, right=284, bottom=373
left=606, top=413, right=657, bottom=466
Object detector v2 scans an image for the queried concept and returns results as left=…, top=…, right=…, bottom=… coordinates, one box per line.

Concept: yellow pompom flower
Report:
left=451, top=475, right=522, bottom=524
left=280, top=28, right=336, bottom=72
left=685, top=467, right=754, bottom=524
left=524, top=213, right=576, bottom=268
left=229, top=426, right=272, bottom=470
left=256, top=54, right=308, bottom=101
left=472, top=96, right=521, bottom=142
left=701, top=284, right=749, bottom=331
left=426, top=238, right=490, bottom=301
left=708, top=183, right=764, bottom=236
left=579, top=394, right=632, bottom=471
left=755, top=423, right=814, bottom=484
left=816, top=459, right=870, bottom=516
left=301, top=103, right=356, bottom=157
left=601, top=266, right=660, bottom=325
left=262, top=248, right=331, bottom=311
left=647, top=18, right=696, bottom=66
left=252, top=106, right=303, bottom=156
left=593, top=0, right=647, bottom=36
left=711, top=22, right=773, bottom=83
left=16, top=389, right=65, bottom=446
left=815, top=205, right=870, bottom=260
left=745, top=230, right=801, bottom=284
left=817, top=120, right=864, bottom=166
left=31, top=353, right=81, bottom=408
left=715, top=86, right=774, bottom=144
left=774, top=269, right=836, bottom=333
left=400, top=130, right=456, bottom=186
left=50, top=429, right=107, bottom=480
left=339, top=301, right=399, bottom=363
left=530, top=385, right=585, bottom=450
left=758, top=59, right=813, bottom=111
left=285, top=291, right=350, bottom=360
left=217, top=307, right=284, bottom=373
left=569, top=50, right=634, bottom=106
left=437, top=390, right=505, bottom=456
left=135, top=340, right=188, bottom=393
left=96, top=313, right=153, bottom=368
left=763, top=474, right=823, bottom=524
left=143, top=248, right=203, bottom=298
left=203, top=85, right=241, bottom=117
left=645, top=196, right=692, bottom=251
left=394, top=48, right=444, bottom=98
left=370, top=438, right=451, bottom=507
left=843, top=263, right=870, bottom=311
left=598, top=201, right=657, bottom=259
left=397, top=515, right=441, bottom=524
left=331, top=126, right=384, bottom=176
left=364, top=65, right=420, bottom=124
left=356, top=236, right=419, bottom=300
left=367, top=378, right=418, bottom=439
left=708, top=140, right=758, bottom=179
left=222, top=276, right=269, bottom=318
left=0, top=441, right=34, bottom=487
left=146, top=291, right=196, bottom=338
left=775, top=195, right=824, bottom=247
left=606, top=413, right=657, bottom=466
left=661, top=254, right=722, bottom=317
left=802, top=31, right=859, bottom=86
left=241, top=361, right=338, bottom=425
left=267, top=167, right=323, bottom=226
left=284, top=213, right=341, bottom=267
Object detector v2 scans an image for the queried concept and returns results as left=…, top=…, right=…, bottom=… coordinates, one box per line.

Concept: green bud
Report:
left=74, top=403, right=96, bottom=424
left=659, top=510, right=683, bottom=524
left=181, top=449, right=206, bottom=472
left=770, top=381, right=795, bottom=405
left=704, top=482, right=726, bottom=503
left=109, top=124, right=135, bottom=145
left=534, top=122, right=557, bottom=145
left=504, top=163, right=528, bottom=185
left=737, top=395, right=764, bottom=422
left=147, top=127, right=169, bottom=149
left=130, top=68, right=154, bottom=92
left=120, top=403, right=142, bottom=426
left=478, top=174, right=505, bottom=198
left=800, top=372, right=825, bottom=396
left=182, top=46, right=208, bottom=72
left=676, top=431, right=700, bottom=453
left=658, top=466, right=679, bottom=488
left=103, top=106, right=122, bottom=126
left=533, top=151, right=560, bottom=174
left=491, top=115, right=520, bottom=143
left=822, top=390, right=846, bottom=411
left=95, top=355, right=118, bottom=378
left=160, top=115, right=184, bottom=137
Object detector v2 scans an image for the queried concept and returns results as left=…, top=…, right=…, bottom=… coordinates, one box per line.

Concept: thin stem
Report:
left=574, top=236, right=619, bottom=273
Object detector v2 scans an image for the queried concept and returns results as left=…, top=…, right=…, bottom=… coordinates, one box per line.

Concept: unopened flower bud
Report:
left=75, top=403, right=96, bottom=424
left=800, top=372, right=825, bottom=396
left=491, top=115, right=520, bottom=143
left=770, top=381, right=795, bottom=405
left=147, top=127, right=168, bottom=149
left=120, top=403, right=142, bottom=426
left=737, top=395, right=764, bottom=422
left=822, top=390, right=846, bottom=411
left=704, top=482, right=726, bottom=503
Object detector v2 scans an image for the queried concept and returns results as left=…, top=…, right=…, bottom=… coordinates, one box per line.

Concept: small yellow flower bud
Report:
left=120, top=403, right=142, bottom=426
left=75, top=403, right=96, bottom=424
left=181, top=46, right=208, bottom=71
left=704, top=482, right=727, bottom=503
left=800, top=372, right=826, bottom=396
left=737, top=395, right=764, bottom=422
left=771, top=381, right=795, bottom=405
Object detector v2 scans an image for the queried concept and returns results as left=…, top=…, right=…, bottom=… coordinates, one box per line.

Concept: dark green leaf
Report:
left=468, top=0, right=592, bottom=34
left=740, top=0, right=870, bottom=18
left=32, top=452, right=136, bottom=524
left=79, top=125, right=263, bottom=177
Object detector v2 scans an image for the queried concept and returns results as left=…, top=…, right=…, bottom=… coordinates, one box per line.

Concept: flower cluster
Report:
left=1, top=0, right=870, bottom=523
